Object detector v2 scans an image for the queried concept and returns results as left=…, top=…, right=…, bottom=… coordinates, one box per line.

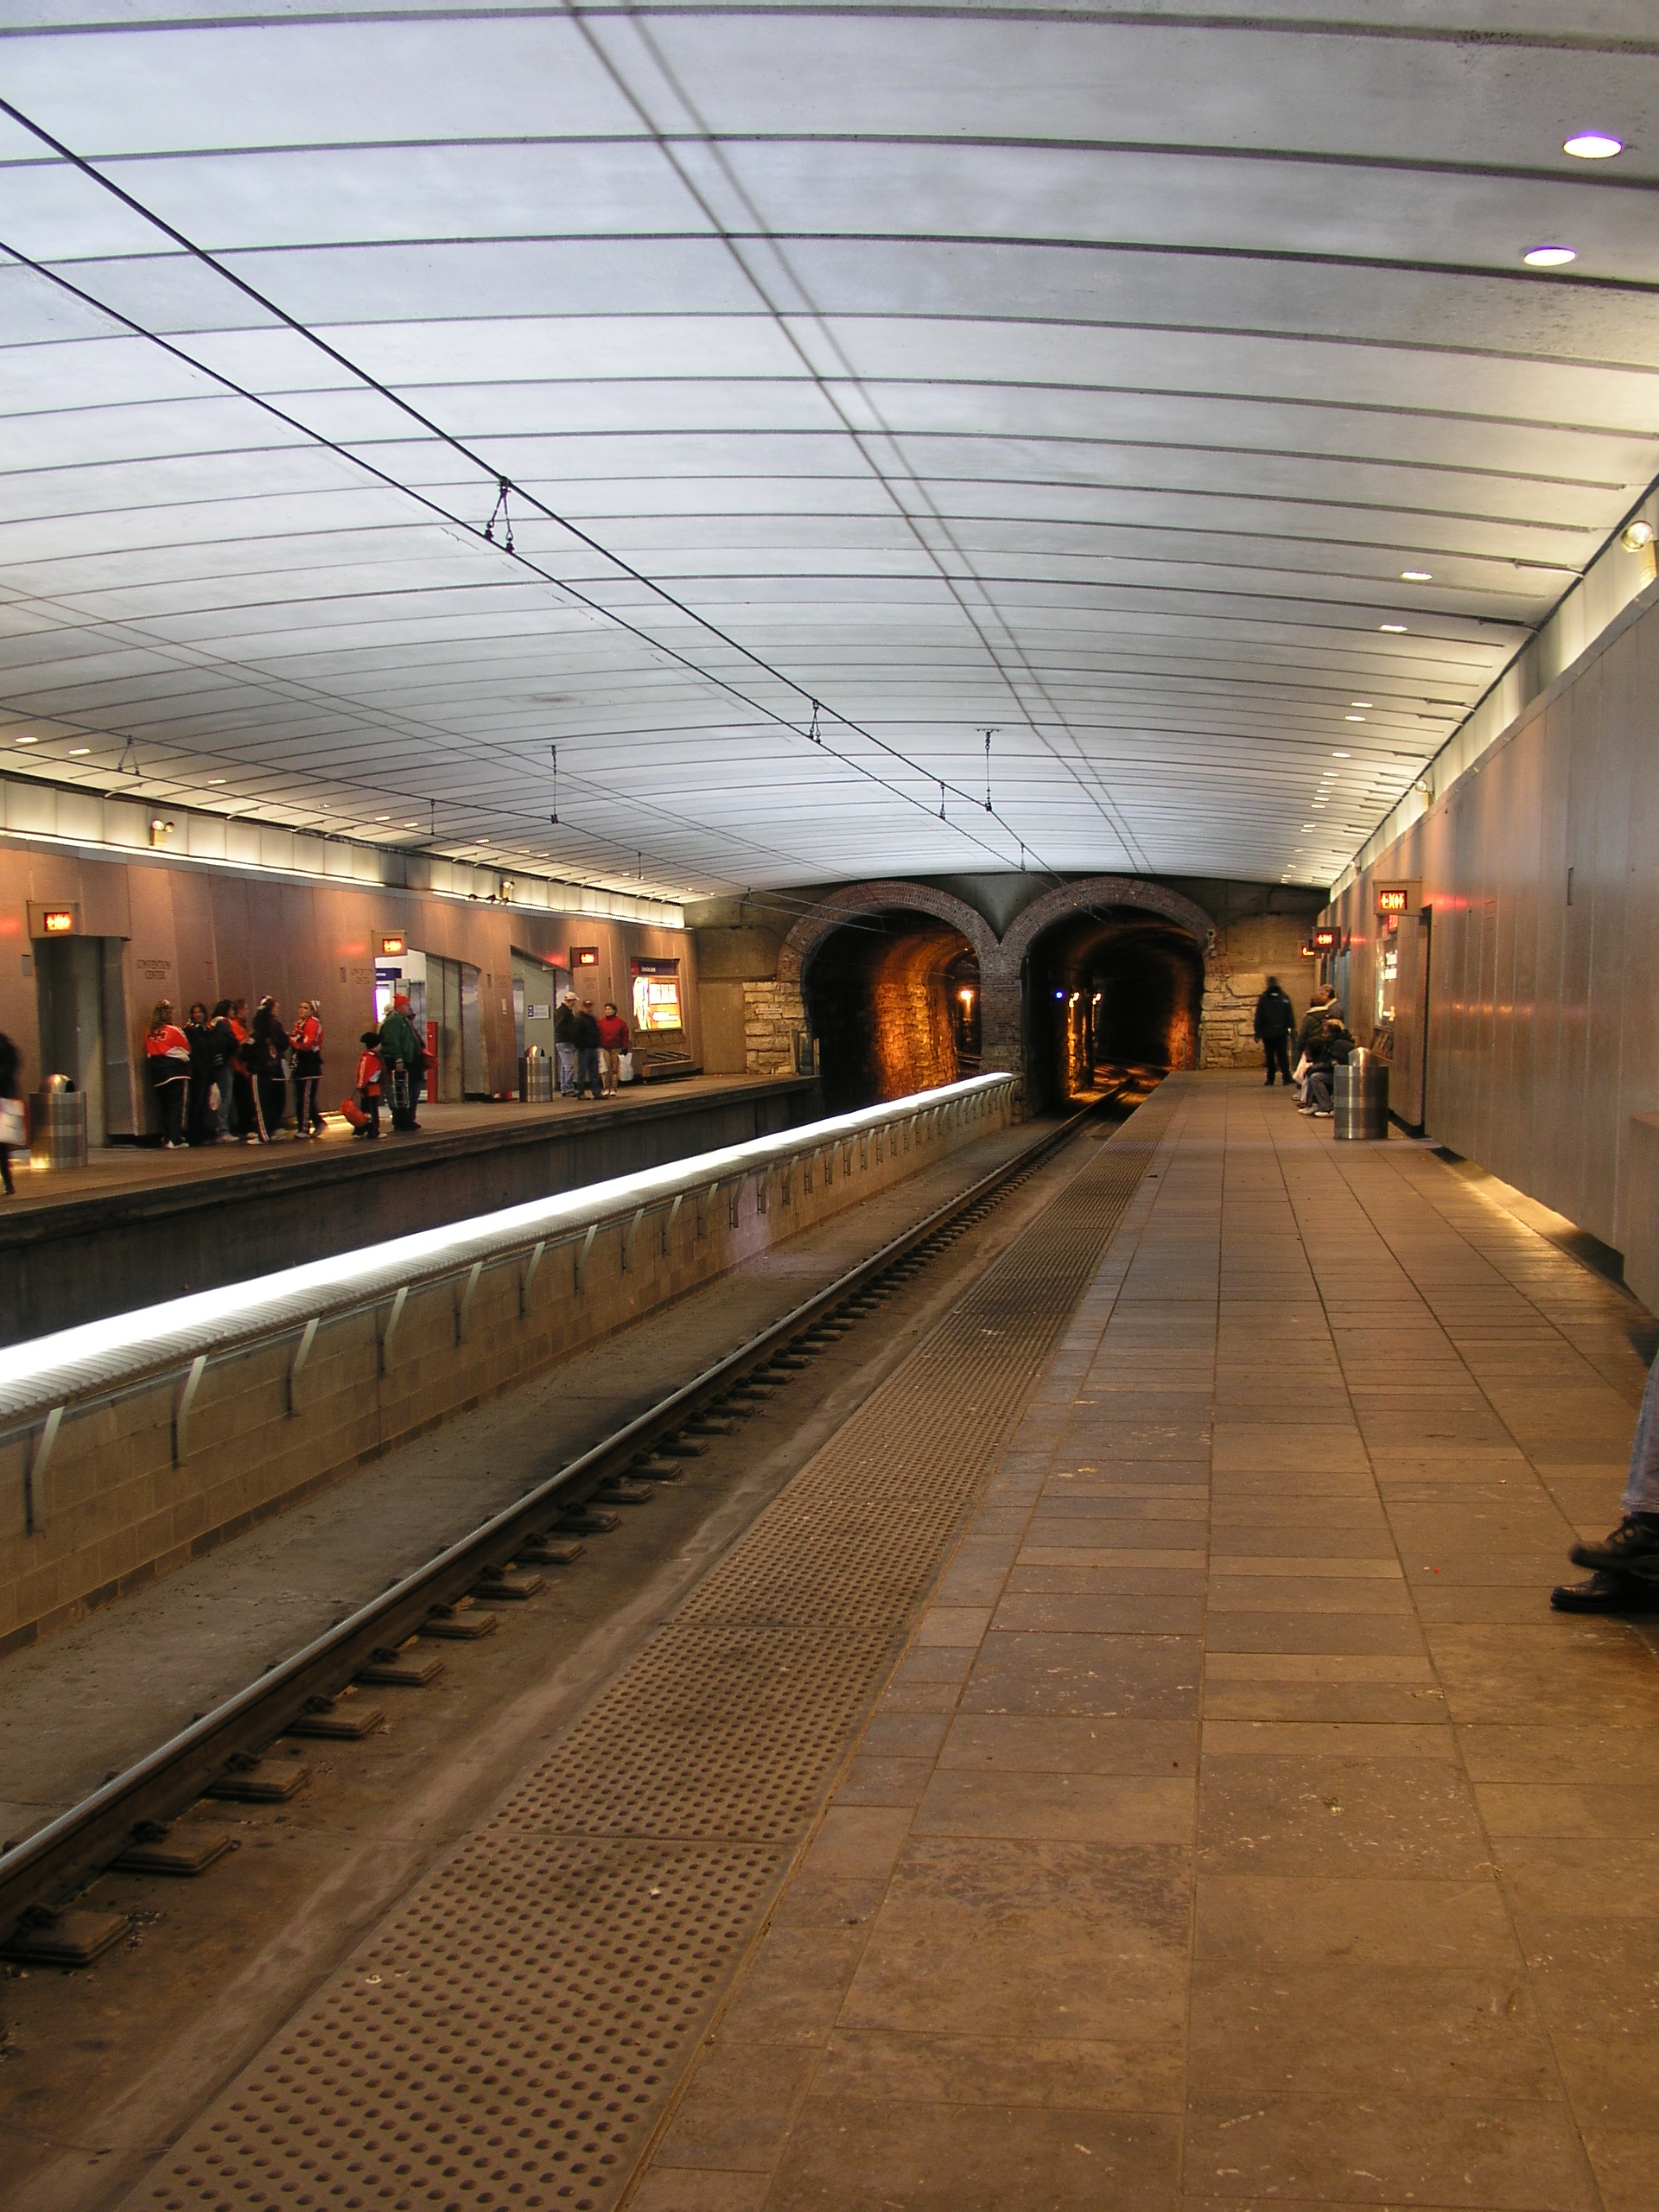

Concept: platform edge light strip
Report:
left=0, top=1074, right=1013, bottom=1429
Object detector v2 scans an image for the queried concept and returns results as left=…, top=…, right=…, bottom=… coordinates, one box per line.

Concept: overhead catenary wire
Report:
left=0, top=93, right=1057, bottom=883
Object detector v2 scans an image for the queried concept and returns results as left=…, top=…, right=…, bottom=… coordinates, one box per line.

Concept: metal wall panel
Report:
left=1326, top=590, right=1659, bottom=1302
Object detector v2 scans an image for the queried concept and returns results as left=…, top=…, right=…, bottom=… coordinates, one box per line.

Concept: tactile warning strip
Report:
left=130, top=1087, right=1181, bottom=2212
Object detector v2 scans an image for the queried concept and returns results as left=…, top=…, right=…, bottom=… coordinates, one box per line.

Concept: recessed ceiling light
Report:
left=1332, top=750, right=1351, bottom=757
left=1380, top=623, right=1408, bottom=633
left=1564, top=131, right=1623, bottom=160
left=1344, top=714, right=1366, bottom=722
left=1523, top=245, right=1577, bottom=267
left=68, top=746, right=89, bottom=755
left=15, top=735, right=38, bottom=746
left=375, top=814, right=391, bottom=822
left=207, top=777, right=226, bottom=785
left=1400, top=570, right=1433, bottom=582
left=1351, top=700, right=1373, bottom=708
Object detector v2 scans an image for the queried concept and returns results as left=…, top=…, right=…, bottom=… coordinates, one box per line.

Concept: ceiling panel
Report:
left=0, top=5, right=1655, bottom=899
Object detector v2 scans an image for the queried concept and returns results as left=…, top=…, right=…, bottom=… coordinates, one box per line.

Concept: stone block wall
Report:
left=0, top=1083, right=1010, bottom=1651
left=742, top=978, right=806, bottom=1073
left=1198, top=908, right=1325, bottom=1068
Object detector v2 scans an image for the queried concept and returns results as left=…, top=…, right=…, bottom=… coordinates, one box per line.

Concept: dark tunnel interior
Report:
left=1026, top=909, right=1205, bottom=1110
left=803, top=912, right=979, bottom=1110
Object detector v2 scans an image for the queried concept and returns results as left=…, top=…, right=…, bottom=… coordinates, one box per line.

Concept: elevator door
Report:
left=35, top=936, right=107, bottom=1142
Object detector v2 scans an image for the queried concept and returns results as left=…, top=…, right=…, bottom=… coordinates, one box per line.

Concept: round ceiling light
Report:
left=1621, top=518, right=1656, bottom=552
left=1523, top=245, right=1578, bottom=267
left=1564, top=132, right=1623, bottom=159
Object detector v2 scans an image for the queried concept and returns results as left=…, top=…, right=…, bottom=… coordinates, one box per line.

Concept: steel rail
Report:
left=0, top=1092, right=1106, bottom=1937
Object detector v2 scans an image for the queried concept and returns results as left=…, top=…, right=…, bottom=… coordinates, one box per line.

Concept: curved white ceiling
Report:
left=0, top=4, right=1656, bottom=899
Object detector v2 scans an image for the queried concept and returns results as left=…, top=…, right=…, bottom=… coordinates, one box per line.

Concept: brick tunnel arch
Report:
left=988, top=876, right=1217, bottom=979
left=777, top=885, right=999, bottom=1109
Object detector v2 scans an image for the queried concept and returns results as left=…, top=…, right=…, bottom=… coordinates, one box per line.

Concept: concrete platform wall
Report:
left=0, top=1090, right=1010, bottom=1654
left=0, top=1077, right=817, bottom=1344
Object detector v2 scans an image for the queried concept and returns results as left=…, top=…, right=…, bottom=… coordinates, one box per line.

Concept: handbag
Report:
left=617, top=1052, right=634, bottom=1084
left=0, top=1097, right=23, bottom=1147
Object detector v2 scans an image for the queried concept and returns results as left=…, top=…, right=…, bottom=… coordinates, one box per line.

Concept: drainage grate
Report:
left=130, top=1087, right=1180, bottom=2212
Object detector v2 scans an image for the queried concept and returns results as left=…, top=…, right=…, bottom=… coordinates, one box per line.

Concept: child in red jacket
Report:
left=354, top=1030, right=383, bottom=1140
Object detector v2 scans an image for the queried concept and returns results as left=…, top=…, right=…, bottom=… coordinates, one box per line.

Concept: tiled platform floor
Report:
left=632, top=1070, right=1659, bottom=2212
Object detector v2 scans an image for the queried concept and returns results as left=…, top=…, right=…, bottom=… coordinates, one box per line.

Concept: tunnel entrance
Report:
left=804, top=912, right=979, bottom=1111
left=1026, top=908, right=1205, bottom=1110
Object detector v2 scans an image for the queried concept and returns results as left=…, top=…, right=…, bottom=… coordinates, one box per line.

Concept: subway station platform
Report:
left=4, top=1071, right=1656, bottom=2212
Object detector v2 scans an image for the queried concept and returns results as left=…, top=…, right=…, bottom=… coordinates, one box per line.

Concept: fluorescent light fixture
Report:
left=1345, top=715, right=1366, bottom=722
left=15, top=735, right=38, bottom=747
left=1351, top=700, right=1373, bottom=708
left=1332, top=750, right=1351, bottom=758
left=1400, top=570, right=1433, bottom=582
left=1380, top=623, right=1408, bottom=633
left=68, top=747, right=89, bottom=756
left=207, top=777, right=226, bottom=785
left=1564, top=132, right=1622, bottom=159
left=1523, top=245, right=1577, bottom=267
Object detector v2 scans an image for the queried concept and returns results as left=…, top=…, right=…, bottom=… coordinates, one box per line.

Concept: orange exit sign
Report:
left=378, top=933, right=407, bottom=957
left=1311, top=926, right=1340, bottom=950
left=42, top=909, right=74, bottom=934
left=1377, top=888, right=1408, bottom=915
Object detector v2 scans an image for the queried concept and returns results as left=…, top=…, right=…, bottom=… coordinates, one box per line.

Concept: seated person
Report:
left=1300, top=1016, right=1357, bottom=1116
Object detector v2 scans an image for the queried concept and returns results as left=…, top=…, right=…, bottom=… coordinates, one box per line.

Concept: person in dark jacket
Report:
left=1296, top=985, right=1340, bottom=1061
left=184, top=1001, right=218, bottom=1144
left=1253, top=976, right=1296, bottom=1086
left=0, top=1030, right=20, bottom=1194
left=573, top=999, right=602, bottom=1100
left=250, top=996, right=289, bottom=1141
left=553, top=990, right=578, bottom=1096
left=208, top=1000, right=239, bottom=1140
left=377, top=995, right=422, bottom=1131
left=1300, top=1016, right=1357, bottom=1117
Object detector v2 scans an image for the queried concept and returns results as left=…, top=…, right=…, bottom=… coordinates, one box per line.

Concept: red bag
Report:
left=340, top=1096, right=369, bottom=1130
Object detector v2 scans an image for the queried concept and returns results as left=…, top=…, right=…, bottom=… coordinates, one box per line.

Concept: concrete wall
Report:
left=0, top=1076, right=817, bottom=1344
left=1321, top=585, right=1659, bottom=1307
left=0, top=1085, right=1010, bottom=1652
left=0, top=839, right=700, bottom=1133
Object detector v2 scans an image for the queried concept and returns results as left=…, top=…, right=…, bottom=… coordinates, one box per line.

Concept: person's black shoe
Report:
left=1551, top=1569, right=1659, bottom=1614
left=1569, top=1514, right=1659, bottom=1577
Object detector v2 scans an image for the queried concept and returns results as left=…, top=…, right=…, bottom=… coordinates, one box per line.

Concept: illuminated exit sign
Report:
left=42, top=909, right=74, bottom=934
left=1311, top=926, right=1340, bottom=950
left=1376, top=888, right=1409, bottom=915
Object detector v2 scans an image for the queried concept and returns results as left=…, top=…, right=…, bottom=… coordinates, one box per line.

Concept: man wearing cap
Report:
left=378, top=994, right=422, bottom=1132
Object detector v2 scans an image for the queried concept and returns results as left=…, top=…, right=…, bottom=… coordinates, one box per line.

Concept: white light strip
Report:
left=0, top=768, right=683, bottom=929
left=0, top=1075, right=1011, bottom=1427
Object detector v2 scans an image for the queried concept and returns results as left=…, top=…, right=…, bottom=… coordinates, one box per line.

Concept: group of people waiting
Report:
left=143, top=992, right=431, bottom=1147
left=1253, top=977, right=1357, bottom=1115
left=551, top=992, right=632, bottom=1099
left=144, top=995, right=326, bottom=1148
left=132, top=982, right=639, bottom=1153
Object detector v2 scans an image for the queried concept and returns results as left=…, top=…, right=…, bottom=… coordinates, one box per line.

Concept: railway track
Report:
left=0, top=1087, right=1137, bottom=1955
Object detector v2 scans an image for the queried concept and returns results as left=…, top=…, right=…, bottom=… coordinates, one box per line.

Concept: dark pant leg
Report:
left=0, top=1143, right=12, bottom=1195
left=1264, top=1036, right=1291, bottom=1084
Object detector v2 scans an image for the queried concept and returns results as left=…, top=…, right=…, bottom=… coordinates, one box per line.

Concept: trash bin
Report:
left=1334, top=1048, right=1389, bottom=1141
left=519, top=1046, right=553, bottom=1103
left=29, top=1074, right=88, bottom=1171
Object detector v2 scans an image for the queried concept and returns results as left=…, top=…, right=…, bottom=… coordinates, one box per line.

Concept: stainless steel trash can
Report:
left=1334, top=1048, right=1389, bottom=1141
left=29, top=1074, right=88, bottom=1170
left=519, top=1046, right=553, bottom=1103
